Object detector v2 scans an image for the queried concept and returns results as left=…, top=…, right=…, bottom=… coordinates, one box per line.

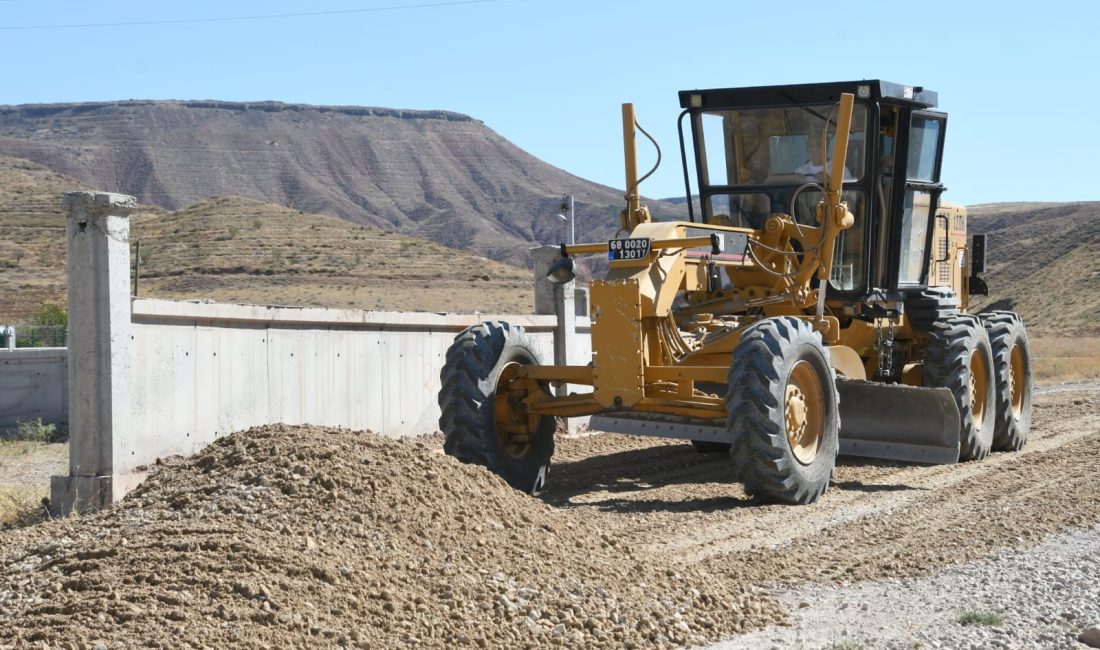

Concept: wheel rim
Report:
left=1009, top=343, right=1026, bottom=419
left=785, top=360, right=824, bottom=465
left=493, top=362, right=542, bottom=460
left=969, top=349, right=990, bottom=427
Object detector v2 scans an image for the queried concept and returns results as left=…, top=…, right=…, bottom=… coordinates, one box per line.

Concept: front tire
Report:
left=438, top=321, right=555, bottom=494
left=980, top=312, right=1032, bottom=451
left=924, top=315, right=996, bottom=461
left=727, top=317, right=840, bottom=505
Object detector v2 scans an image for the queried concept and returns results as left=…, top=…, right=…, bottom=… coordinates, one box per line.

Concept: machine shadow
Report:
left=539, top=444, right=926, bottom=512
left=539, top=442, right=758, bottom=513
left=834, top=455, right=918, bottom=469
left=831, top=480, right=925, bottom=493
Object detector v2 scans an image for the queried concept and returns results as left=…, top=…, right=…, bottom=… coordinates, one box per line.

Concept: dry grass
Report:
left=1030, top=336, right=1100, bottom=383
left=969, top=202, right=1100, bottom=332
left=129, top=196, right=534, bottom=313
left=0, top=155, right=536, bottom=321
left=0, top=486, right=50, bottom=529
left=0, top=156, right=83, bottom=322
left=0, top=440, right=67, bottom=529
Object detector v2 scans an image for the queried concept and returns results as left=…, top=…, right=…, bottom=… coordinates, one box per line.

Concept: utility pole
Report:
left=558, top=194, right=575, bottom=246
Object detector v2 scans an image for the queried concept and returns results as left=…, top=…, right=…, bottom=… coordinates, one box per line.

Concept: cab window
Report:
left=696, top=104, right=868, bottom=187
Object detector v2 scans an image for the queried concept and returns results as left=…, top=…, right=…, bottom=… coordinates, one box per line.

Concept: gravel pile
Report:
left=709, top=524, right=1100, bottom=649
left=0, top=424, right=782, bottom=649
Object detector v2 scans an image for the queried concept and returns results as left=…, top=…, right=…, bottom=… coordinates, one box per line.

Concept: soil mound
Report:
left=0, top=425, right=780, bottom=648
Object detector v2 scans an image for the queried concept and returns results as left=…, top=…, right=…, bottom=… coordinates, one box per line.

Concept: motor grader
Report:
left=438, top=80, right=1032, bottom=504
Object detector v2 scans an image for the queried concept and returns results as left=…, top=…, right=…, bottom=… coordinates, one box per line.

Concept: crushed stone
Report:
left=0, top=424, right=782, bottom=649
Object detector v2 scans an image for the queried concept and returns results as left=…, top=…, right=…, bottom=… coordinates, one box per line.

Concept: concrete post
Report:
left=530, top=245, right=588, bottom=435
left=530, top=245, right=561, bottom=316
left=529, top=245, right=577, bottom=369
left=50, top=192, right=136, bottom=515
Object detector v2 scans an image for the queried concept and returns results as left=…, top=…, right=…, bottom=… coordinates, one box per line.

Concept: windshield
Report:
left=697, top=103, right=868, bottom=187
left=706, top=189, right=867, bottom=291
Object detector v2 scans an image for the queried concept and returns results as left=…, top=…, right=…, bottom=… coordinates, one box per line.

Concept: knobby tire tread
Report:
left=924, top=314, right=995, bottom=461
left=979, top=311, right=1032, bottom=451
left=438, top=321, right=554, bottom=494
left=727, top=317, right=839, bottom=505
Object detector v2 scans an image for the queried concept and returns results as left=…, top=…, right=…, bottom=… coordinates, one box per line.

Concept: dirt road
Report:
left=2, top=388, right=1098, bottom=648
left=546, top=387, right=1100, bottom=587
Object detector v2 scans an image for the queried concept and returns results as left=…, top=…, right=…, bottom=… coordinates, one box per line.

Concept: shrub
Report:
left=957, top=610, right=1003, bottom=626
left=4, top=418, right=66, bottom=443
left=29, top=303, right=67, bottom=328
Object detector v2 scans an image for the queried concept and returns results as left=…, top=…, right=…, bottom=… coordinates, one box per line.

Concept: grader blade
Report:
left=836, top=380, right=961, bottom=465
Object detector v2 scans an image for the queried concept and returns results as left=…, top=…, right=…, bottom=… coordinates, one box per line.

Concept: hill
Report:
left=0, top=157, right=83, bottom=321
left=0, top=100, right=686, bottom=268
left=968, top=201, right=1100, bottom=333
left=3, top=151, right=1095, bottom=334
left=0, top=156, right=533, bottom=323
left=131, top=197, right=533, bottom=313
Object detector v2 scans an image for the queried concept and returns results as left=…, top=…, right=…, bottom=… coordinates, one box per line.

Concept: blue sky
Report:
left=1, top=0, right=1096, bottom=206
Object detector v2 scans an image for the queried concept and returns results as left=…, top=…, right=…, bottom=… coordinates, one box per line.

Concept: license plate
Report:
left=608, top=237, right=652, bottom=261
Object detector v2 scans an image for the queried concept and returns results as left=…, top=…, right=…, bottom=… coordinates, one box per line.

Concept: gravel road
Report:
left=707, top=524, right=1100, bottom=649
left=2, top=387, right=1099, bottom=648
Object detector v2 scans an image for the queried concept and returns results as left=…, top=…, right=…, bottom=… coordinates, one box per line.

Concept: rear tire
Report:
left=438, top=321, right=555, bottom=494
left=727, top=317, right=839, bottom=505
left=923, top=315, right=996, bottom=461
left=979, top=312, right=1032, bottom=451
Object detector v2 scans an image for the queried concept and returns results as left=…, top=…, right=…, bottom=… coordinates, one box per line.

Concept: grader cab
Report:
left=438, top=80, right=1032, bottom=504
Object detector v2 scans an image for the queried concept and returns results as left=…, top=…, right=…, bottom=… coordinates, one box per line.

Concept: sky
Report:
left=1, top=0, right=1097, bottom=206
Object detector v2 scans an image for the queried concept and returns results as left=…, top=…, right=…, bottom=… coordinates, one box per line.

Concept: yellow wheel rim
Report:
left=1009, top=343, right=1026, bottom=419
left=492, top=362, right=542, bottom=460
left=969, top=349, right=990, bottom=427
left=785, top=360, right=824, bottom=465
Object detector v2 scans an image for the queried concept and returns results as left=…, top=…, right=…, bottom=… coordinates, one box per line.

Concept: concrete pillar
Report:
left=532, top=245, right=589, bottom=319
left=530, top=245, right=561, bottom=316
left=529, top=245, right=577, bottom=368
left=50, top=192, right=136, bottom=515
left=530, top=246, right=590, bottom=433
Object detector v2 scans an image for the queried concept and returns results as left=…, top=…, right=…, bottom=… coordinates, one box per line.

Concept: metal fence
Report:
left=6, top=325, right=68, bottom=349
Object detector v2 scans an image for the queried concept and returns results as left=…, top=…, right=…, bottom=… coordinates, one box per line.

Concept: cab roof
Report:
left=678, top=80, right=938, bottom=111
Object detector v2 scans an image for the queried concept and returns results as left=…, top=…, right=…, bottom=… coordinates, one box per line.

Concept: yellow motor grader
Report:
left=439, top=80, right=1032, bottom=504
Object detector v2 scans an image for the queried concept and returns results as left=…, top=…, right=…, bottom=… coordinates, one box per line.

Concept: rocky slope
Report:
left=968, top=201, right=1100, bottom=333
left=0, top=100, right=686, bottom=267
left=0, top=156, right=534, bottom=322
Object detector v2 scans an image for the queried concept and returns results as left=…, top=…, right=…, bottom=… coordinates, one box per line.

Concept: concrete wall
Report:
left=51, top=192, right=593, bottom=514
left=126, top=299, right=591, bottom=475
left=0, top=349, right=68, bottom=429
